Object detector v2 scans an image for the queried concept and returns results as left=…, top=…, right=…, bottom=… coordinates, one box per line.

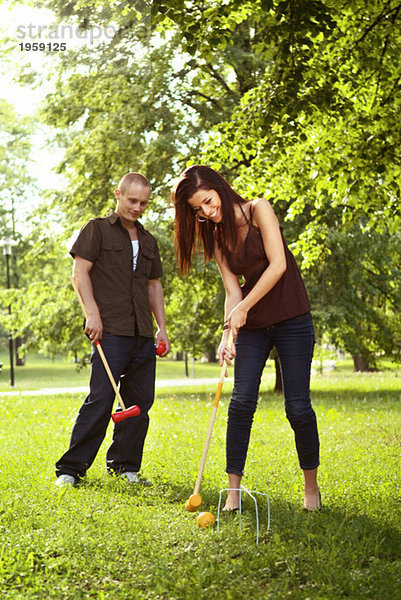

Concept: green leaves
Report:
left=5, top=0, right=401, bottom=365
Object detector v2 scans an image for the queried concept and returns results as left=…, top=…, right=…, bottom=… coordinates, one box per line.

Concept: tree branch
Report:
left=381, top=75, right=401, bottom=105
left=372, top=4, right=401, bottom=104
left=363, top=266, right=400, bottom=310
left=185, top=90, right=223, bottom=109
left=356, top=2, right=401, bottom=44
left=204, top=63, right=238, bottom=97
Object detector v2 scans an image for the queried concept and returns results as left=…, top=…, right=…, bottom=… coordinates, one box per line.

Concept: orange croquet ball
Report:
left=196, top=512, right=215, bottom=528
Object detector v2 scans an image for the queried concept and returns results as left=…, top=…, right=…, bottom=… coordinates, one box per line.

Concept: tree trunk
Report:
left=207, top=347, right=218, bottom=363
left=352, top=354, right=375, bottom=372
left=15, top=337, right=25, bottom=366
left=274, top=356, right=283, bottom=393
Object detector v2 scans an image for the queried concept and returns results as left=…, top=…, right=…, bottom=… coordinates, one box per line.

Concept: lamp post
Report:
left=0, top=238, right=18, bottom=387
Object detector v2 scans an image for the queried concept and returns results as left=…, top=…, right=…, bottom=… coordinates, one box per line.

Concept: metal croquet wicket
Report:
left=217, top=485, right=270, bottom=544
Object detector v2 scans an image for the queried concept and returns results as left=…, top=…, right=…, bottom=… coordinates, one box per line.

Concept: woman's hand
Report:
left=227, top=302, right=248, bottom=337
left=218, top=335, right=236, bottom=367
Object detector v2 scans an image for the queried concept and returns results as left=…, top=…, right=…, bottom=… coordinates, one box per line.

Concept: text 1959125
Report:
left=19, top=42, right=67, bottom=51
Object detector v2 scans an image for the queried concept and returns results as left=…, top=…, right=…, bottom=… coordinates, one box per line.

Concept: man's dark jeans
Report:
left=226, top=313, right=319, bottom=475
left=56, top=334, right=156, bottom=479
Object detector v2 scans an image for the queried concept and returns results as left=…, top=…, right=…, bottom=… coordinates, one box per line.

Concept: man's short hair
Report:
left=117, top=172, right=150, bottom=195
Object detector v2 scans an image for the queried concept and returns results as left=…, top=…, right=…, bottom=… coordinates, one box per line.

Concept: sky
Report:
left=1, top=0, right=117, bottom=200
left=1, top=1, right=65, bottom=193
left=1, top=1, right=169, bottom=244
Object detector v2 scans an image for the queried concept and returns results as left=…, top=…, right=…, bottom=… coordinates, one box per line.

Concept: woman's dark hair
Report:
left=172, top=165, right=247, bottom=274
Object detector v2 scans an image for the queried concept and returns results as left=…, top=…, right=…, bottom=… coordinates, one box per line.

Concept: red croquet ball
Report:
left=156, top=341, right=166, bottom=356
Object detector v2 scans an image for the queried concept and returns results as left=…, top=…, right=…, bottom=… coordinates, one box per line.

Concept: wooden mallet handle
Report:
left=193, top=331, right=233, bottom=496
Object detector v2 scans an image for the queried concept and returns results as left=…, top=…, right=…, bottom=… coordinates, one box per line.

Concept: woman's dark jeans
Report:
left=226, top=313, right=319, bottom=475
left=56, top=334, right=156, bottom=479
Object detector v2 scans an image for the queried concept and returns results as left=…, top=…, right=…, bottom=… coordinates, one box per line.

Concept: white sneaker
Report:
left=121, top=471, right=151, bottom=485
left=121, top=471, right=140, bottom=483
left=55, top=474, right=76, bottom=487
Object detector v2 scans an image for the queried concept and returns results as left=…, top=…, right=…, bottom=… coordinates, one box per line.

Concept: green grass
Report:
left=0, top=353, right=89, bottom=391
left=2, top=349, right=401, bottom=395
left=0, top=352, right=244, bottom=392
left=0, top=363, right=400, bottom=599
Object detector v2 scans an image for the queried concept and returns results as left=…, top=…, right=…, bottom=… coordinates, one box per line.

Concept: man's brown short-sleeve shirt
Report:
left=70, top=212, right=163, bottom=337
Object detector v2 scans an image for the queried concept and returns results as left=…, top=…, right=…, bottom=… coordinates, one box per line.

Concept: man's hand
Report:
left=84, top=313, right=103, bottom=343
left=155, top=331, right=170, bottom=357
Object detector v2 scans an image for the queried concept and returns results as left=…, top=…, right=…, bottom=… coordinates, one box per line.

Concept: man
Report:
left=55, top=172, right=170, bottom=486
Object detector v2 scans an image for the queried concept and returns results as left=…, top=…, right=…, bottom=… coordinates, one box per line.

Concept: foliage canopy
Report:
left=3, top=0, right=401, bottom=367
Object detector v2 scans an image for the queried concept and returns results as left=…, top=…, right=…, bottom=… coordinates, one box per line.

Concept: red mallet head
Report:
left=111, top=404, right=141, bottom=423
left=156, top=341, right=166, bottom=356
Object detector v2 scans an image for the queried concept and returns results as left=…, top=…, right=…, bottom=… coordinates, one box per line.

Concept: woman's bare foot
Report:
left=223, top=473, right=242, bottom=511
left=303, top=487, right=321, bottom=511
left=223, top=489, right=240, bottom=511
left=302, top=467, right=321, bottom=511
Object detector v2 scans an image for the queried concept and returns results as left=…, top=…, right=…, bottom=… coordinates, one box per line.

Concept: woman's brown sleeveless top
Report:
left=226, top=209, right=311, bottom=328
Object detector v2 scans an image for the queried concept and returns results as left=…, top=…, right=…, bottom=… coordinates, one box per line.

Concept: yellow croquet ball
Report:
left=196, top=512, right=215, bottom=528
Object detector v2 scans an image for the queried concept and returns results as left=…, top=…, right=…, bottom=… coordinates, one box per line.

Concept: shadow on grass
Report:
left=61, top=474, right=401, bottom=566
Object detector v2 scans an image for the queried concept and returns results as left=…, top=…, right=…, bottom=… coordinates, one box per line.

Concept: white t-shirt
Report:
left=132, top=240, right=139, bottom=271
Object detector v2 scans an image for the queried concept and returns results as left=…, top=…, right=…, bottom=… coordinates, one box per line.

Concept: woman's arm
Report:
left=227, top=199, right=287, bottom=336
left=214, top=243, right=242, bottom=365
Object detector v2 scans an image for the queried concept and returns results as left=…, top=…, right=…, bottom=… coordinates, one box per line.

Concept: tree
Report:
left=12, top=0, right=269, bottom=359
left=11, top=0, right=401, bottom=369
left=29, top=0, right=267, bottom=224
left=158, top=0, right=401, bottom=368
left=307, top=223, right=401, bottom=369
left=0, top=98, right=34, bottom=250
left=0, top=98, right=36, bottom=363
left=165, top=257, right=224, bottom=359
left=0, top=204, right=88, bottom=363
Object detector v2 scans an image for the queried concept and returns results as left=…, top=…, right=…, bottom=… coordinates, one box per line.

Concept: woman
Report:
left=172, top=165, right=320, bottom=511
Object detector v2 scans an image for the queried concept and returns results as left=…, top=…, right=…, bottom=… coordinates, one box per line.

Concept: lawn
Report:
left=0, top=362, right=400, bottom=598
left=0, top=351, right=245, bottom=392
left=3, top=349, right=399, bottom=394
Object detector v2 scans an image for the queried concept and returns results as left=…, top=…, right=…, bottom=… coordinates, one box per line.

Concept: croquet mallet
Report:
left=71, top=277, right=140, bottom=423
left=185, top=331, right=233, bottom=512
